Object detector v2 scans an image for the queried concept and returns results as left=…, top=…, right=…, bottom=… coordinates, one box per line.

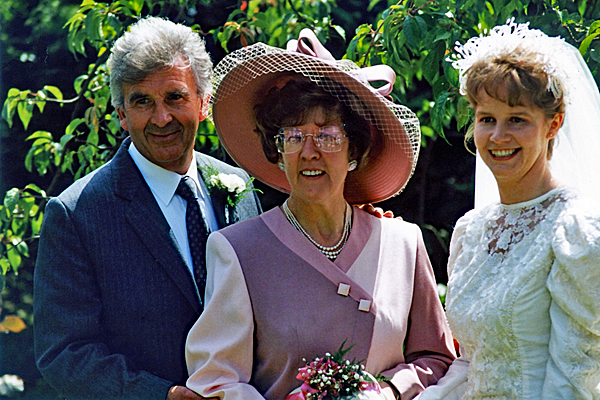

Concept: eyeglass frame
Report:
left=274, top=124, right=348, bottom=154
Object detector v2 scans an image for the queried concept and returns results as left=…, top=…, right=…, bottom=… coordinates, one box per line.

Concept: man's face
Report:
left=116, top=58, right=206, bottom=174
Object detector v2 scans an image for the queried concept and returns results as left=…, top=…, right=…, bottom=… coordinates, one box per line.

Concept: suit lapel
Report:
left=113, top=139, right=202, bottom=314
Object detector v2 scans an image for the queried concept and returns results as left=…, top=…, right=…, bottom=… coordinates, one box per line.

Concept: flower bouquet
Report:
left=285, top=344, right=381, bottom=400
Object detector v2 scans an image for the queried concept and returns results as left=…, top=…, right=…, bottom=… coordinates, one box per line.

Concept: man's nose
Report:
left=151, top=101, right=173, bottom=127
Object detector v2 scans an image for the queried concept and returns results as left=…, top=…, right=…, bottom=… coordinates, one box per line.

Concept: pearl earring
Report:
left=348, top=160, right=358, bottom=172
left=278, top=162, right=285, bottom=171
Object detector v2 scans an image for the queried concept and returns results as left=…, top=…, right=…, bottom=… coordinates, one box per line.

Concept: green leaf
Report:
left=129, top=0, right=144, bottom=15
left=3, top=189, right=20, bottom=213
left=17, top=100, right=34, bottom=130
left=423, top=42, right=446, bottom=85
left=82, top=145, right=95, bottom=161
left=43, top=86, right=63, bottom=101
left=11, top=216, right=26, bottom=238
left=36, top=91, right=47, bottom=113
left=443, top=58, right=460, bottom=90
left=6, top=245, right=22, bottom=274
left=87, top=128, right=99, bottom=146
left=74, top=164, right=86, bottom=181
left=580, top=32, right=600, bottom=56
left=74, top=27, right=89, bottom=56
left=61, top=151, right=74, bottom=173
left=403, top=15, right=420, bottom=50
left=0, top=259, right=8, bottom=276
left=590, top=21, right=600, bottom=34
left=74, top=75, right=89, bottom=94
left=31, top=212, right=44, bottom=236
left=66, top=118, right=86, bottom=136
left=332, top=25, right=346, bottom=42
left=85, top=9, right=103, bottom=43
left=24, top=183, right=46, bottom=197
left=64, top=11, right=85, bottom=30
left=423, top=50, right=439, bottom=84
left=60, top=134, right=75, bottom=148
left=85, top=108, right=100, bottom=142
left=2, top=94, right=16, bottom=127
left=421, top=125, right=435, bottom=138
left=26, top=131, right=53, bottom=142
left=16, top=241, right=29, bottom=258
left=24, top=149, right=34, bottom=173
left=431, top=91, right=450, bottom=134
left=434, top=30, right=451, bottom=43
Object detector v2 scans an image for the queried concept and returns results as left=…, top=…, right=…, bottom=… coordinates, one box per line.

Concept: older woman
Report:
left=185, top=30, right=455, bottom=400
left=417, top=20, right=600, bottom=399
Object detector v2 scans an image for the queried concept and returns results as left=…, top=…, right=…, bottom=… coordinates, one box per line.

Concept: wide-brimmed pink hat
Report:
left=210, top=29, right=421, bottom=204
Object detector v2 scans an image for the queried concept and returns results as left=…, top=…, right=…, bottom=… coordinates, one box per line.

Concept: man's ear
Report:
left=199, top=94, right=210, bottom=122
left=116, top=108, right=129, bottom=131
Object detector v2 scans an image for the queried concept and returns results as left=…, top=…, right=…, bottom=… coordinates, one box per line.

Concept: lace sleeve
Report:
left=543, top=207, right=600, bottom=398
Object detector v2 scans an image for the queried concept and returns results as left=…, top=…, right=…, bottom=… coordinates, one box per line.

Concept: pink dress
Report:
left=186, top=206, right=455, bottom=400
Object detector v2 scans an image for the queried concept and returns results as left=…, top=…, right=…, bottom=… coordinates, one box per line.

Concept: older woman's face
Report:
left=280, top=108, right=350, bottom=207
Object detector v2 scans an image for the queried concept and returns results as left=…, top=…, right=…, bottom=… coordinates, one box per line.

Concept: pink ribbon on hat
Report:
left=286, top=28, right=396, bottom=97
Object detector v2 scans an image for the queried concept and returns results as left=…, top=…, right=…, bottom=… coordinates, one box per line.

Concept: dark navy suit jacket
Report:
left=33, top=137, right=262, bottom=399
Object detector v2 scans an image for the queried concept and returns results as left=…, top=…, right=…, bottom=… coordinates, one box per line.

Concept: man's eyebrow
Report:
left=127, top=92, right=147, bottom=103
left=167, top=88, right=190, bottom=97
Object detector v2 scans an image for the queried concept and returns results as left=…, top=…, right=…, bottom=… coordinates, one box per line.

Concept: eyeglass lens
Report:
left=275, top=125, right=346, bottom=153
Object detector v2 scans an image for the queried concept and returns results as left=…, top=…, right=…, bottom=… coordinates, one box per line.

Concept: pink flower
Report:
left=300, top=382, right=317, bottom=396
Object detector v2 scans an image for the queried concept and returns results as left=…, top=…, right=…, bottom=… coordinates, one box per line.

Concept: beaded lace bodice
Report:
left=444, top=187, right=600, bottom=399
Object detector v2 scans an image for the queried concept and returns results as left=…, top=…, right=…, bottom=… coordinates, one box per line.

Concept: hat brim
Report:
left=212, top=51, right=418, bottom=205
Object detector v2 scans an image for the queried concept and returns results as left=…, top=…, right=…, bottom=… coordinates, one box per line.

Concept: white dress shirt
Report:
left=128, top=143, right=219, bottom=274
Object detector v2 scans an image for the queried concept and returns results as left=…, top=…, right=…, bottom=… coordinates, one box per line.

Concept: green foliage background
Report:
left=1, top=0, right=599, bottom=397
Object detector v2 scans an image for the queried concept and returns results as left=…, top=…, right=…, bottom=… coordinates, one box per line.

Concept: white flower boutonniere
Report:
left=200, top=164, right=261, bottom=209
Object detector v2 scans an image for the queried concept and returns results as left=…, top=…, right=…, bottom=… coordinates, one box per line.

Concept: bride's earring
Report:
left=348, top=160, right=358, bottom=172
left=278, top=162, right=285, bottom=171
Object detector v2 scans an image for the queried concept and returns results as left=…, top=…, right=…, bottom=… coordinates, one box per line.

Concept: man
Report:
left=33, top=17, right=261, bottom=400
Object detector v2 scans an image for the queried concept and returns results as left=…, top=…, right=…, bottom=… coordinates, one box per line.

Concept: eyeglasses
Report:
left=275, top=125, right=347, bottom=154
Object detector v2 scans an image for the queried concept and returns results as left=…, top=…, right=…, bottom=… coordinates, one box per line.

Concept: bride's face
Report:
left=473, top=89, right=563, bottom=191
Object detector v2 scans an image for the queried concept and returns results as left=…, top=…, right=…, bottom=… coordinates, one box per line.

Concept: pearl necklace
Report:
left=282, top=199, right=352, bottom=260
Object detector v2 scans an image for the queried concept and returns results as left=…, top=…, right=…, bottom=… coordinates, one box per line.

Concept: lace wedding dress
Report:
left=418, top=187, right=600, bottom=399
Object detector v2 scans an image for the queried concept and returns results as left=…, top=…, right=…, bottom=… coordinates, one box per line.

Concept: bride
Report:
left=417, top=19, right=600, bottom=399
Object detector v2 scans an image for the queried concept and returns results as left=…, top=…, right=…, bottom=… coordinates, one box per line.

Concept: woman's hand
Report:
left=358, top=204, right=396, bottom=219
left=167, top=385, right=219, bottom=400
left=378, top=381, right=399, bottom=400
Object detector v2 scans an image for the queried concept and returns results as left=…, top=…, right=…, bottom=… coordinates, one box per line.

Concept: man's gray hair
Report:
left=107, top=17, right=212, bottom=109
